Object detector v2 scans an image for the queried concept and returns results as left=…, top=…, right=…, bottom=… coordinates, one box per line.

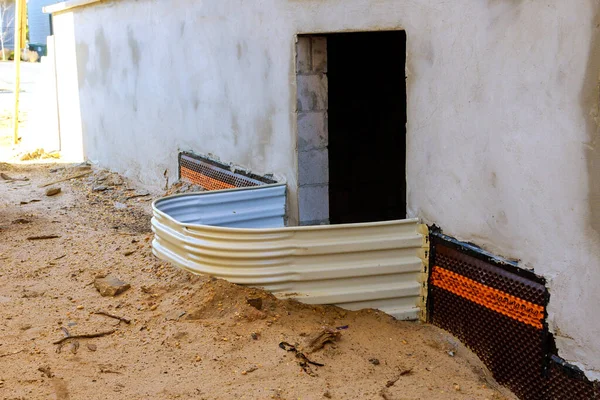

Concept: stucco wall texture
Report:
left=51, top=0, right=600, bottom=380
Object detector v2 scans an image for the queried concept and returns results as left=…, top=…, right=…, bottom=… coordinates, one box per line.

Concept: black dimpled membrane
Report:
left=429, top=232, right=599, bottom=400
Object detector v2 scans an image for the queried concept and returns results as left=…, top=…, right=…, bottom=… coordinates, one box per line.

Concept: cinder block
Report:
left=296, top=36, right=312, bottom=74
left=311, top=37, right=327, bottom=73
left=297, top=112, right=328, bottom=151
left=298, top=149, right=328, bottom=186
left=298, top=184, right=329, bottom=224
left=296, top=75, right=328, bottom=112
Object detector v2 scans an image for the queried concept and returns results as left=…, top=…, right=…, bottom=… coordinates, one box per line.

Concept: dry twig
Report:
left=39, top=171, right=92, bottom=188
left=386, top=368, right=413, bottom=388
left=27, top=235, right=60, bottom=240
left=1, top=172, right=28, bottom=181
left=53, top=329, right=117, bottom=345
left=126, top=193, right=150, bottom=200
left=279, top=342, right=324, bottom=376
left=94, top=311, right=131, bottom=324
left=0, top=349, right=24, bottom=358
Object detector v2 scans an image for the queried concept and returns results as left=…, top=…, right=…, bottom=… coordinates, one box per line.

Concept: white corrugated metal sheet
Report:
left=152, top=185, right=428, bottom=320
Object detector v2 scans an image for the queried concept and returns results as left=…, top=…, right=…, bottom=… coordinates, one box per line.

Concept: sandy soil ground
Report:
left=0, top=163, right=514, bottom=400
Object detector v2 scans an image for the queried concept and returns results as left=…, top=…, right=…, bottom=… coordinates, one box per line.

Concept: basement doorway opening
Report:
left=296, top=31, right=407, bottom=225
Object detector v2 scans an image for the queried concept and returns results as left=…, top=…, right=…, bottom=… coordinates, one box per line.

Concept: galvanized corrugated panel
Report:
left=155, top=184, right=287, bottom=228
left=152, top=186, right=428, bottom=320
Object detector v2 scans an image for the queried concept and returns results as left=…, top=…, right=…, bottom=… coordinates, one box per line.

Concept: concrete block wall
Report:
left=296, top=36, right=329, bottom=225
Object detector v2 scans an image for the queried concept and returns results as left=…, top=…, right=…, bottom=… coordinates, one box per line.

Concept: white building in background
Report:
left=27, top=0, right=54, bottom=45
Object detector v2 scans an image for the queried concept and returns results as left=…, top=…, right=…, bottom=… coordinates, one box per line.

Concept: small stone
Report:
left=70, top=341, right=80, bottom=354
left=447, top=351, right=455, bottom=357
left=453, top=384, right=461, bottom=391
left=92, top=185, right=108, bottom=192
left=87, top=344, right=97, bottom=352
left=114, top=202, right=127, bottom=210
left=94, top=276, right=131, bottom=297
left=150, top=304, right=158, bottom=311
left=45, top=187, right=61, bottom=196
left=246, top=298, right=263, bottom=310
left=251, top=332, right=259, bottom=340
left=76, top=305, right=84, bottom=310
left=242, top=365, right=258, bottom=375
left=323, top=391, right=332, bottom=398
left=369, top=358, right=380, bottom=366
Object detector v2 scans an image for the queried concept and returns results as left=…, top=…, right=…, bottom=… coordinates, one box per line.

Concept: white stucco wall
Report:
left=50, top=0, right=600, bottom=380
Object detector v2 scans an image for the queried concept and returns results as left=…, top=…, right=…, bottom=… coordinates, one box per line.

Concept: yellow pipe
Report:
left=13, top=0, right=24, bottom=145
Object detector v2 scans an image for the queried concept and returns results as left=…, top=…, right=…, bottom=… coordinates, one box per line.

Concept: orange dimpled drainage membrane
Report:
left=429, top=231, right=600, bottom=400
left=430, top=266, right=544, bottom=329
left=180, top=167, right=236, bottom=191
left=178, top=152, right=277, bottom=191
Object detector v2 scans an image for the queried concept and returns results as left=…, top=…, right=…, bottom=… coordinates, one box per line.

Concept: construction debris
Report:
left=126, top=193, right=150, bottom=200
left=45, top=187, right=61, bottom=196
left=241, top=365, right=258, bottom=375
left=379, top=368, right=414, bottom=399
left=386, top=368, right=413, bottom=388
left=53, top=328, right=117, bottom=345
left=1, top=172, right=28, bottom=181
left=20, top=148, right=60, bottom=161
left=279, top=341, right=324, bottom=377
left=305, top=327, right=341, bottom=353
left=19, top=199, right=40, bottom=205
left=94, top=276, right=131, bottom=297
left=39, top=171, right=93, bottom=188
left=27, top=235, right=60, bottom=240
left=93, top=311, right=131, bottom=324
left=165, top=181, right=205, bottom=196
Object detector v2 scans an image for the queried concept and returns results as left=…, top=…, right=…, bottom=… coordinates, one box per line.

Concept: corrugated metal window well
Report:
left=151, top=152, right=428, bottom=320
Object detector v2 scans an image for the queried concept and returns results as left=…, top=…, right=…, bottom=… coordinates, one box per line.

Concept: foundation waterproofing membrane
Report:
left=428, top=232, right=600, bottom=399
